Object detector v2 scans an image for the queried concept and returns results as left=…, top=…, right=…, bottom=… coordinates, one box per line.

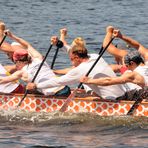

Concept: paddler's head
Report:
left=12, top=48, right=31, bottom=70
left=6, top=42, right=26, bottom=62
left=71, top=37, right=86, bottom=48
left=0, top=20, right=6, bottom=33
left=69, top=38, right=89, bottom=67
left=124, top=50, right=144, bottom=71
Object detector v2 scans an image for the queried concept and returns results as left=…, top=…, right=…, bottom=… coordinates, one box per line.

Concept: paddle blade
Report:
left=17, top=90, right=28, bottom=107
left=56, top=40, right=63, bottom=48
left=59, top=89, right=77, bottom=112
left=127, top=87, right=148, bottom=115
left=127, top=98, right=143, bottom=115
left=17, top=44, right=53, bottom=107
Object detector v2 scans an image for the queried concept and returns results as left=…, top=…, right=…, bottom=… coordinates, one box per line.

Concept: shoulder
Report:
left=67, top=66, right=80, bottom=74
left=66, top=64, right=85, bottom=76
left=123, top=71, right=143, bottom=79
left=122, top=71, right=136, bottom=78
left=88, top=53, right=98, bottom=59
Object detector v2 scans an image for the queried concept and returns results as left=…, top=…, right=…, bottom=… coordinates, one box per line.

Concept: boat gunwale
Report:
left=0, top=92, right=147, bottom=105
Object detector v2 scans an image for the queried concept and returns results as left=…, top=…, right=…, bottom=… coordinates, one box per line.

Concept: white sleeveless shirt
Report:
left=134, top=64, right=148, bottom=86
left=0, top=64, right=19, bottom=93
left=22, top=58, right=63, bottom=95
left=122, top=62, right=148, bottom=91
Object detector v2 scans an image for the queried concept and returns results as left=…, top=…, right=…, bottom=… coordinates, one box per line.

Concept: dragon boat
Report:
left=0, top=92, right=147, bottom=116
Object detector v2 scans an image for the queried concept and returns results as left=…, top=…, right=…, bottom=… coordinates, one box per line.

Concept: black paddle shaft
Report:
left=32, top=44, right=53, bottom=82
left=59, top=37, right=115, bottom=112
left=127, top=86, right=148, bottom=115
left=127, top=98, right=143, bottom=115
left=51, top=40, right=63, bottom=69
left=17, top=44, right=53, bottom=107
left=98, top=45, right=104, bottom=55
left=32, top=40, right=63, bottom=82
left=0, top=34, right=7, bottom=46
left=17, top=40, right=64, bottom=107
left=77, top=37, right=115, bottom=89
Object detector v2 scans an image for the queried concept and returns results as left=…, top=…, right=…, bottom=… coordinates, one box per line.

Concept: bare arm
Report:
left=4, top=65, right=17, bottom=74
left=0, top=40, right=14, bottom=53
left=60, top=28, right=68, bottom=46
left=138, top=45, right=148, bottom=61
left=113, top=30, right=148, bottom=61
left=103, top=26, right=127, bottom=64
left=59, top=28, right=71, bottom=52
left=6, top=31, right=43, bottom=60
left=0, top=22, right=14, bottom=53
left=80, top=71, right=145, bottom=87
left=0, top=70, right=23, bottom=84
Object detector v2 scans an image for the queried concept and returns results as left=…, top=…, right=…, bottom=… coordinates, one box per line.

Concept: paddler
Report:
left=0, top=30, right=70, bottom=96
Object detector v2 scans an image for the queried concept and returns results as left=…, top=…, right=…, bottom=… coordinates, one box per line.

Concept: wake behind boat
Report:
left=0, top=92, right=147, bottom=117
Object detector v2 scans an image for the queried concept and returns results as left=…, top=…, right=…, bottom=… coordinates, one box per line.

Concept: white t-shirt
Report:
left=22, top=58, right=64, bottom=95
left=37, top=57, right=126, bottom=100
left=0, top=64, right=19, bottom=93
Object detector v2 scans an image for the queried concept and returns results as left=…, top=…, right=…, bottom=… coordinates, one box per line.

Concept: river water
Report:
left=0, top=0, right=148, bottom=147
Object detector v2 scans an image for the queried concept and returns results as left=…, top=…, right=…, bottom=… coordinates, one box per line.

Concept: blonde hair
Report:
left=72, top=37, right=86, bottom=48
left=0, top=20, right=5, bottom=31
left=70, top=45, right=88, bottom=59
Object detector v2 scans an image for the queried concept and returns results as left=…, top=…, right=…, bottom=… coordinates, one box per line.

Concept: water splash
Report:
left=0, top=109, right=147, bottom=129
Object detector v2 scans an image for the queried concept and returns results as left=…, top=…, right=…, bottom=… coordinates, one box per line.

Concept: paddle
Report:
left=127, top=87, right=148, bottom=115
left=50, top=41, right=63, bottom=69
left=79, top=45, right=103, bottom=90
left=98, top=45, right=104, bottom=55
left=0, top=34, right=7, bottom=46
left=17, top=40, right=63, bottom=107
left=127, top=97, right=143, bottom=115
left=60, top=36, right=115, bottom=112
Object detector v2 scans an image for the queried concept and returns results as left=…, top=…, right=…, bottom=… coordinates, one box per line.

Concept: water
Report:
left=0, top=110, right=147, bottom=148
left=0, top=0, right=148, bottom=147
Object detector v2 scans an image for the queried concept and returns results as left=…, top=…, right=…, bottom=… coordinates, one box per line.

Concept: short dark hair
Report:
left=17, top=55, right=31, bottom=62
left=124, top=51, right=144, bottom=65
